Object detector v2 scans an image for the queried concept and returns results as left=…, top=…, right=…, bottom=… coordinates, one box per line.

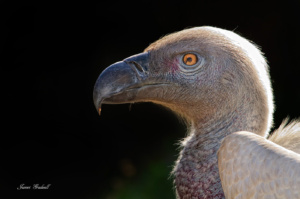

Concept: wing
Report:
left=218, top=131, right=300, bottom=199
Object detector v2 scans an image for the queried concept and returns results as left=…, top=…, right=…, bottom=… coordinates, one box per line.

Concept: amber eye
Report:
left=182, top=53, right=198, bottom=66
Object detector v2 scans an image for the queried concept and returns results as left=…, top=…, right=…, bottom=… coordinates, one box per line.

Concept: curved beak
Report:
left=93, top=52, right=150, bottom=115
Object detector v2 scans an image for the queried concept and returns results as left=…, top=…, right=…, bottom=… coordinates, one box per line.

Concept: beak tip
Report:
left=93, top=90, right=103, bottom=116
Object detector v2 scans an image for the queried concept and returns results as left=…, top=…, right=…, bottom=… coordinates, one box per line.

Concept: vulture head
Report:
left=93, top=26, right=275, bottom=198
left=94, top=26, right=273, bottom=136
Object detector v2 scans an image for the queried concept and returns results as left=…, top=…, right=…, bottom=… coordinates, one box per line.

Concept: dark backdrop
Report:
left=1, top=1, right=300, bottom=199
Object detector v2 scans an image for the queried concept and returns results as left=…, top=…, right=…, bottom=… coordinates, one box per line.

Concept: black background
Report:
left=1, top=1, right=300, bottom=199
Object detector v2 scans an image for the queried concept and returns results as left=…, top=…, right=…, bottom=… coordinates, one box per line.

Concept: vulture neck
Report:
left=174, top=106, right=256, bottom=199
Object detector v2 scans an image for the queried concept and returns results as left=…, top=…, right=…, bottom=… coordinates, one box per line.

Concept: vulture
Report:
left=93, top=26, right=300, bottom=198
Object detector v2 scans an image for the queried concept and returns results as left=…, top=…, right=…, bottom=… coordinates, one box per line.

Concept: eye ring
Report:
left=182, top=53, right=198, bottom=66
left=179, top=52, right=204, bottom=72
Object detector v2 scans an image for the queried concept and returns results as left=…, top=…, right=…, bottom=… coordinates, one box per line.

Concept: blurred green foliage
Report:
left=103, top=161, right=175, bottom=199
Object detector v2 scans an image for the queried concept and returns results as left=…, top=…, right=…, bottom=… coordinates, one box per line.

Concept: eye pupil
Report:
left=183, top=53, right=198, bottom=66
left=187, top=57, right=192, bottom=63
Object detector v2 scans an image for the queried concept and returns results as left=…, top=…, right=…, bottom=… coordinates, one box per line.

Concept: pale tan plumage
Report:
left=268, top=119, right=300, bottom=154
left=218, top=131, right=300, bottom=199
left=93, top=26, right=300, bottom=198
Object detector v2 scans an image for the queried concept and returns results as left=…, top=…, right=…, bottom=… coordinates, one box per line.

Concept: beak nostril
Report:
left=126, top=61, right=148, bottom=81
left=123, top=52, right=149, bottom=77
left=131, top=61, right=144, bottom=73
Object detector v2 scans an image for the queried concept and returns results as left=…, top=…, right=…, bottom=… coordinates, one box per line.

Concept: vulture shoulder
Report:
left=218, top=130, right=300, bottom=199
